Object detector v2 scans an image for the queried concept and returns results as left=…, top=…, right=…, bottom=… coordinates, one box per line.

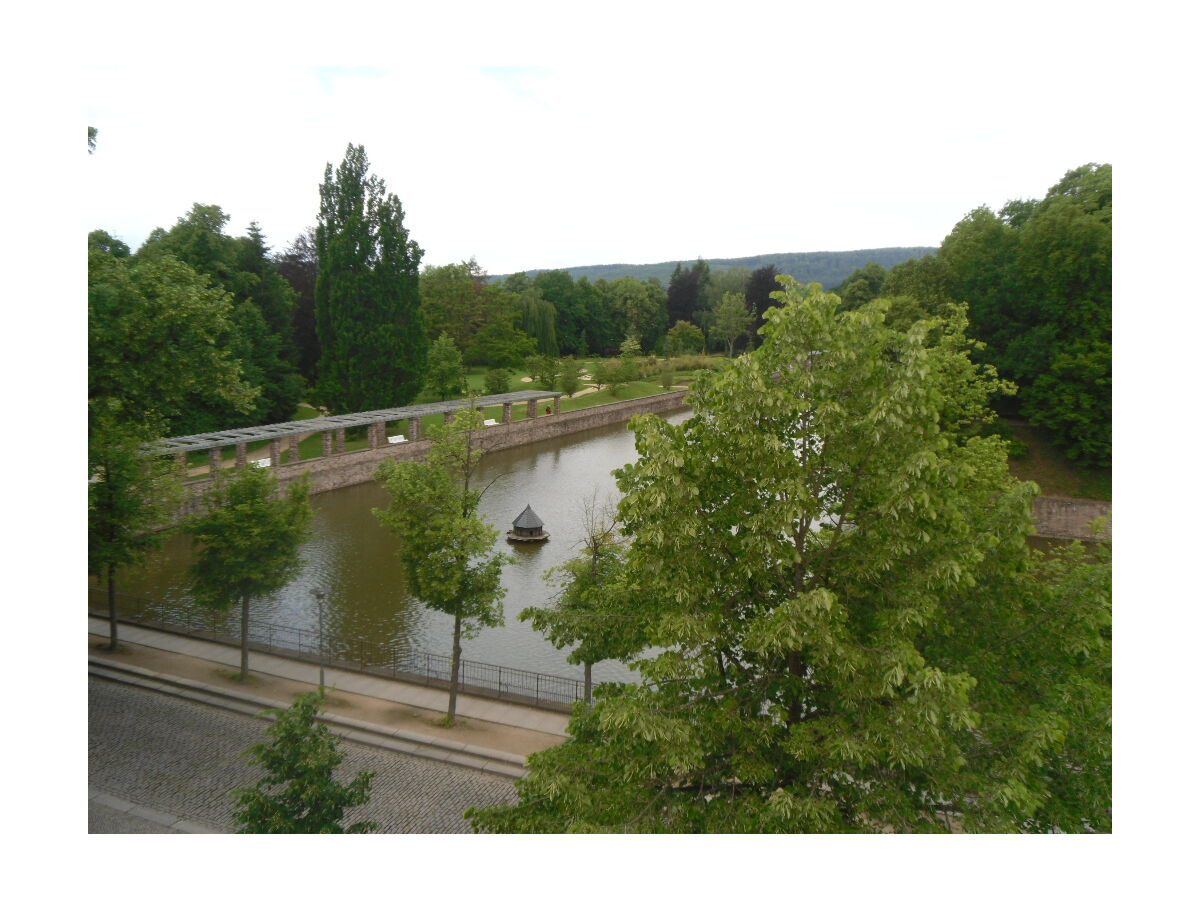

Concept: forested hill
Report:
left=497, top=247, right=936, bottom=286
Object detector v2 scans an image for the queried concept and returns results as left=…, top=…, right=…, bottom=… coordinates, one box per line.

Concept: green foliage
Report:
left=426, top=333, right=467, bottom=401
left=711, top=291, right=754, bottom=356
left=274, top=228, right=320, bottom=384
left=513, top=248, right=935, bottom=295
left=834, top=261, right=888, bottom=308
left=132, top=205, right=304, bottom=429
left=88, top=416, right=184, bottom=649
left=316, top=144, right=427, bottom=413
left=511, top=285, right=559, bottom=356
left=233, top=692, right=376, bottom=833
left=374, top=409, right=510, bottom=721
left=185, top=466, right=313, bottom=678
left=421, top=259, right=492, bottom=353
left=602, top=277, right=668, bottom=352
left=89, top=249, right=259, bottom=435
left=529, top=355, right=560, bottom=391
left=558, top=361, right=582, bottom=398
left=666, top=320, right=705, bottom=357
left=89, top=229, right=130, bottom=258
left=521, top=498, right=642, bottom=699
left=593, top=356, right=639, bottom=397
left=468, top=279, right=1110, bottom=834
left=937, top=164, right=1111, bottom=467
left=619, top=333, right=641, bottom=359
left=484, top=368, right=512, bottom=395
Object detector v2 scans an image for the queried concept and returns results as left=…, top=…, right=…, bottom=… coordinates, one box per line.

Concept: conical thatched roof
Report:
left=513, top=504, right=544, bottom=530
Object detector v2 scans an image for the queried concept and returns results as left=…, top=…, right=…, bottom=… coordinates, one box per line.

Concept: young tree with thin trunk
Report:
left=88, top=414, right=183, bottom=651
left=233, top=691, right=376, bottom=833
left=374, top=407, right=509, bottom=724
left=711, top=291, right=754, bottom=357
left=425, top=333, right=467, bottom=401
left=521, top=495, right=642, bottom=703
left=186, top=466, right=312, bottom=680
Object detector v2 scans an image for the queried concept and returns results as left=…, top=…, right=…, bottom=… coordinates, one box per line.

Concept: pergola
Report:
left=150, top=390, right=563, bottom=469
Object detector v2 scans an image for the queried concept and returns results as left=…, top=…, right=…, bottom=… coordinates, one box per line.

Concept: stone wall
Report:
left=1031, top=496, right=1112, bottom=542
left=178, top=390, right=1112, bottom=542
left=180, top=390, right=691, bottom=511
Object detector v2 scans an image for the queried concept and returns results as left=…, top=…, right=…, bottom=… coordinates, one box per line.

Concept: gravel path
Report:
left=88, top=677, right=517, bottom=833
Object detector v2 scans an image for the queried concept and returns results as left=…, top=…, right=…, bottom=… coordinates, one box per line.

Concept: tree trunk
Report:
left=240, top=595, right=250, bottom=680
left=584, top=661, right=592, bottom=704
left=107, top=564, right=119, bottom=651
left=448, top=613, right=463, bottom=723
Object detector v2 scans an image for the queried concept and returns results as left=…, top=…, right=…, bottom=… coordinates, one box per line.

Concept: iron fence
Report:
left=89, top=589, right=592, bottom=711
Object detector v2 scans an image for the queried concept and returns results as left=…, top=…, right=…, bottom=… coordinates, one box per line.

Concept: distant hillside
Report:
left=494, top=247, right=937, bottom=287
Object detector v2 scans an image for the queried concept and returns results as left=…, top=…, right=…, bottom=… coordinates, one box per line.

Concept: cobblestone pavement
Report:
left=89, top=677, right=518, bottom=833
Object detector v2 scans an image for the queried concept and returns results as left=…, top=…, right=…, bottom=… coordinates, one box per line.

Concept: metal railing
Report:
left=89, top=589, right=592, bottom=712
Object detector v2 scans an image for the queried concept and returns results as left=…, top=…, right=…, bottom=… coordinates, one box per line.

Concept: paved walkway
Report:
left=88, top=617, right=575, bottom=832
left=88, top=617, right=570, bottom=736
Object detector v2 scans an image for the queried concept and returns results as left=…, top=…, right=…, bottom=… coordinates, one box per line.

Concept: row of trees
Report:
left=831, top=164, right=1111, bottom=468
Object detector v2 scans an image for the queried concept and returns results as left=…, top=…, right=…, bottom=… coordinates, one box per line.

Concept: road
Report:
left=88, top=677, right=518, bottom=833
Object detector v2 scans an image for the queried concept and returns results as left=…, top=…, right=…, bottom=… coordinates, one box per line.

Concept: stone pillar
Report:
left=443, top=410, right=454, bottom=425
left=502, top=403, right=512, bottom=424
left=409, top=417, right=422, bottom=441
left=235, top=443, right=247, bottom=468
left=367, top=422, right=380, bottom=450
left=322, top=432, right=332, bottom=457
left=270, top=438, right=282, bottom=467
left=208, top=448, right=222, bottom=474
left=554, top=395, right=562, bottom=414
left=335, top=429, right=346, bottom=452
left=288, top=434, right=301, bottom=463
left=526, top=398, right=538, bottom=419
left=175, top=453, right=187, bottom=474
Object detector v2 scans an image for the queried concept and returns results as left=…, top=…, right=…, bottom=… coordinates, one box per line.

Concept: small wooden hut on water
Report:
left=507, top=505, right=549, bottom=543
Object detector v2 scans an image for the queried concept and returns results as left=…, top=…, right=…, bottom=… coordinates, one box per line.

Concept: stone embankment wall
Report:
left=1031, top=496, right=1112, bottom=542
left=179, top=390, right=690, bottom=514
left=179, top=389, right=1111, bottom=542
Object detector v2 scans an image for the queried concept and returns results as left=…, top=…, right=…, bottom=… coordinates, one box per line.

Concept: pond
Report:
left=97, top=408, right=693, bottom=684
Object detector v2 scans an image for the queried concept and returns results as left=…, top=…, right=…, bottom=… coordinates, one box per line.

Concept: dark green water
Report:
left=99, top=409, right=691, bottom=683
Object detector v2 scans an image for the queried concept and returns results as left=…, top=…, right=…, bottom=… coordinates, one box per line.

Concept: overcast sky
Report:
left=86, top=16, right=1115, bottom=276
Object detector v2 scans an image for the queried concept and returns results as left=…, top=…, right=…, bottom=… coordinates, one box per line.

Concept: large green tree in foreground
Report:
left=469, top=279, right=1110, bottom=833
left=186, top=466, right=313, bottom=680
left=234, top=692, right=376, bottom=833
left=316, top=144, right=427, bottom=413
left=374, top=409, right=509, bottom=724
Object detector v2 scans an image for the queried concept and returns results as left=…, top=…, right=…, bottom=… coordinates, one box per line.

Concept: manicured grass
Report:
left=1005, top=418, right=1111, bottom=500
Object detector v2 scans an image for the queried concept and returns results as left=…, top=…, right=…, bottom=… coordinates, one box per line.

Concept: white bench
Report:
left=251, top=457, right=271, bottom=468
left=387, top=434, right=408, bottom=444
left=484, top=419, right=499, bottom=427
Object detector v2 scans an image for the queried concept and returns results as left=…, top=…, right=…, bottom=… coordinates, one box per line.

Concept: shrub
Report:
left=484, top=368, right=511, bottom=395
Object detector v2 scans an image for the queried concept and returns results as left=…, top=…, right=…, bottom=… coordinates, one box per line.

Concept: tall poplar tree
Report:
left=316, top=144, right=427, bottom=413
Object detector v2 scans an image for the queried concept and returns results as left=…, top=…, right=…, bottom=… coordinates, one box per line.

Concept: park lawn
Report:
left=1005, top=418, right=1111, bottom=500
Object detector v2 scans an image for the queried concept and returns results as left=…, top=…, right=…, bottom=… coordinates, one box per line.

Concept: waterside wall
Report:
left=177, top=389, right=1110, bottom=541
left=178, top=390, right=690, bottom=514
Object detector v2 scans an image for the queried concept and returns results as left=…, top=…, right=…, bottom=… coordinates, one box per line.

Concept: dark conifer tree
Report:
left=275, top=229, right=320, bottom=384
left=667, top=262, right=702, bottom=325
left=316, top=144, right=427, bottom=413
left=745, top=264, right=781, bottom=346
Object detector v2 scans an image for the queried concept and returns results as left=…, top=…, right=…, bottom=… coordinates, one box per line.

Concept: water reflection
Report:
left=100, top=409, right=691, bottom=683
